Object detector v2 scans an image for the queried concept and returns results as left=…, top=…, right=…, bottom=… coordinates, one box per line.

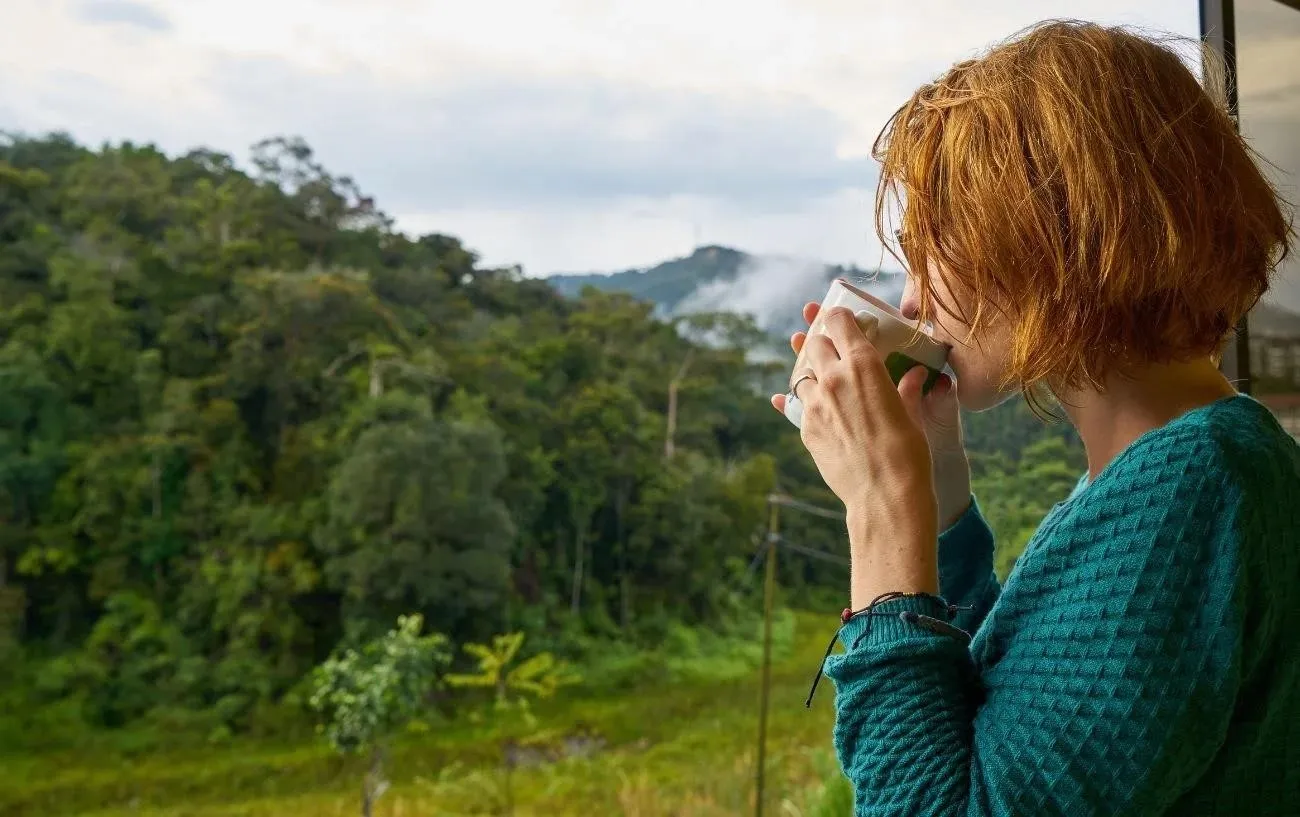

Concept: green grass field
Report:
left=1, top=610, right=853, bottom=817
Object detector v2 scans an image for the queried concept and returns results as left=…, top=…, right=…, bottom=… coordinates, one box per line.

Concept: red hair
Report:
left=875, top=20, right=1294, bottom=393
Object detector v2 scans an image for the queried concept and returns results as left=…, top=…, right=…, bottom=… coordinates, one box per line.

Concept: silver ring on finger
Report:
left=791, top=371, right=817, bottom=399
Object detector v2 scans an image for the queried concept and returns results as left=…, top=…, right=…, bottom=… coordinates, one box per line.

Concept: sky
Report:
left=5, top=0, right=1290, bottom=284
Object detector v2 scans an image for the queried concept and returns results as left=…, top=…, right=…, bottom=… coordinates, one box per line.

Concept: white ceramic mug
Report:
left=784, top=279, right=950, bottom=429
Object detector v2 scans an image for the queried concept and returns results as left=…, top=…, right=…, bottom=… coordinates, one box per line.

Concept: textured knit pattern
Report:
left=824, top=395, right=1300, bottom=816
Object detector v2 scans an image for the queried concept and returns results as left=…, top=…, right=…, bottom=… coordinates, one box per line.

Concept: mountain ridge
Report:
left=548, top=245, right=905, bottom=337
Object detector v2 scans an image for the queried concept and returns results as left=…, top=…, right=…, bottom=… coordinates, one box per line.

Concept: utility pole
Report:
left=752, top=492, right=846, bottom=816
left=754, top=496, right=779, bottom=817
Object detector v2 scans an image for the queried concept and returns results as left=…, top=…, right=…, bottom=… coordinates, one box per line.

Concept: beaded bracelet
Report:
left=804, top=591, right=971, bottom=708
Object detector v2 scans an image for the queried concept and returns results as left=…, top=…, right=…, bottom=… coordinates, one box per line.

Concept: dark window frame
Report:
left=1200, top=0, right=1252, bottom=392
left=1202, top=0, right=1300, bottom=393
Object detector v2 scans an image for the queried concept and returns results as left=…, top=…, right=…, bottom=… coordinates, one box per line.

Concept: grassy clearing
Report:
left=1, top=610, right=852, bottom=816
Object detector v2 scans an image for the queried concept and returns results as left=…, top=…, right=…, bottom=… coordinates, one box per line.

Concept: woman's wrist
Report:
left=845, top=501, right=940, bottom=605
left=932, top=453, right=973, bottom=531
left=845, top=500, right=938, bottom=552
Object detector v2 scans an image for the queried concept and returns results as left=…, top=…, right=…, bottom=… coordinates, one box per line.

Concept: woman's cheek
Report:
left=949, top=354, right=996, bottom=411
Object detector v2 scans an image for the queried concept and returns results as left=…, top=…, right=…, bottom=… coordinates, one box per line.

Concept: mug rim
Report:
left=835, top=278, right=910, bottom=325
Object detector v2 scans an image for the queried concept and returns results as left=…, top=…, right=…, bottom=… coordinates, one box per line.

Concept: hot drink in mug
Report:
left=784, top=280, right=950, bottom=429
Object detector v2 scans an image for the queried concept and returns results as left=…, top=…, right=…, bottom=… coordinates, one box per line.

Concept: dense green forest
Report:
left=0, top=132, right=1082, bottom=744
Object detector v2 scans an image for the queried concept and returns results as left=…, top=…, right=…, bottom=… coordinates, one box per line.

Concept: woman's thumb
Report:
left=923, top=374, right=963, bottom=449
left=896, top=366, right=929, bottom=429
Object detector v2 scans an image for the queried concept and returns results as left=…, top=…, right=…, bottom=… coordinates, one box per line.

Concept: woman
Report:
left=772, top=21, right=1298, bottom=817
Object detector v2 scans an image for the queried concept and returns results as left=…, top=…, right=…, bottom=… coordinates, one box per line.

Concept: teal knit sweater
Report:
left=824, top=394, right=1300, bottom=815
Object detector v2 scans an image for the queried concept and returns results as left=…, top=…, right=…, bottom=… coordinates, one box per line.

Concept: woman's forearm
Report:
left=845, top=502, right=939, bottom=609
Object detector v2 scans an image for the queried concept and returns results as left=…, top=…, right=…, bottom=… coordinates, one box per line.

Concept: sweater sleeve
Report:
left=937, top=496, right=999, bottom=635
left=824, top=464, right=1243, bottom=817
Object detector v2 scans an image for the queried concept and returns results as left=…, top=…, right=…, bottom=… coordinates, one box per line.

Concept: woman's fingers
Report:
left=920, top=373, right=964, bottom=457
left=779, top=303, right=828, bottom=417
left=789, top=302, right=821, bottom=353
left=788, top=302, right=824, bottom=353
left=821, top=307, right=872, bottom=354
left=896, top=366, right=930, bottom=429
left=803, top=332, right=840, bottom=372
left=822, top=309, right=889, bottom=390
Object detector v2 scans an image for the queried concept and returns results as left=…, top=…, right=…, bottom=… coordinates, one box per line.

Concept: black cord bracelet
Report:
left=803, top=591, right=971, bottom=708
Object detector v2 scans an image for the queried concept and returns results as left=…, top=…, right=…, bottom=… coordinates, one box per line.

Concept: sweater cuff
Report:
left=837, top=595, right=953, bottom=651
left=938, top=496, right=994, bottom=590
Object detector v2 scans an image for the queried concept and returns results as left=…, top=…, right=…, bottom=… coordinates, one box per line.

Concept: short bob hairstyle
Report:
left=875, top=20, right=1293, bottom=395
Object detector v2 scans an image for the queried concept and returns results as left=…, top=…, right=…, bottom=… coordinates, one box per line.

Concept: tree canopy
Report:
left=0, top=132, right=1081, bottom=730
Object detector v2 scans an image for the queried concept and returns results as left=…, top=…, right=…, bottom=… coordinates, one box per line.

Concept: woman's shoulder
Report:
left=1197, top=396, right=1300, bottom=552
left=1025, top=398, right=1288, bottom=548
left=1170, top=394, right=1300, bottom=506
left=994, top=396, right=1295, bottom=656
left=1012, top=395, right=1296, bottom=575
left=1095, top=394, right=1297, bottom=499
left=1058, top=395, right=1299, bottom=558
left=1199, top=394, right=1300, bottom=473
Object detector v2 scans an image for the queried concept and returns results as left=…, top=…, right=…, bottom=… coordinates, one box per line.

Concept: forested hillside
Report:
left=549, top=245, right=754, bottom=310
left=0, top=133, right=1081, bottom=742
left=549, top=246, right=903, bottom=339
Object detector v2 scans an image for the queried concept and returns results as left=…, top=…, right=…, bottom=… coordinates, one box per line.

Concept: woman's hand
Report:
left=773, top=302, right=972, bottom=531
left=770, top=306, right=944, bottom=604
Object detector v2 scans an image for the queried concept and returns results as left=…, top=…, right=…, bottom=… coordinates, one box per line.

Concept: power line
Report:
left=772, top=536, right=849, bottom=566
left=742, top=536, right=768, bottom=581
left=768, top=494, right=846, bottom=522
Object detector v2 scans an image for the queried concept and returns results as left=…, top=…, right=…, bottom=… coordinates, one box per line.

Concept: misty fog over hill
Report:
left=549, top=245, right=906, bottom=339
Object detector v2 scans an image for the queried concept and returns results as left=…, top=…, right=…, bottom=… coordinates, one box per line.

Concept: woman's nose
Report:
left=899, top=280, right=921, bottom=321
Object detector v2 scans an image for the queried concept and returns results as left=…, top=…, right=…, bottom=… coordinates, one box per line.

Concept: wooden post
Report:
left=755, top=497, right=779, bottom=817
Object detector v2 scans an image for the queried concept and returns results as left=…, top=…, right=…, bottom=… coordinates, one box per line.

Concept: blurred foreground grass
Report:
left=1, top=610, right=853, bottom=816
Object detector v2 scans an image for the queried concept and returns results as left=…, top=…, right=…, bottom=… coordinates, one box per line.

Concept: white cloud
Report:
left=0, top=0, right=1210, bottom=277
left=73, top=0, right=173, bottom=32
left=402, top=187, right=883, bottom=274
left=204, top=56, right=876, bottom=209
